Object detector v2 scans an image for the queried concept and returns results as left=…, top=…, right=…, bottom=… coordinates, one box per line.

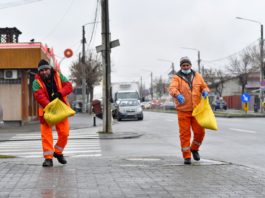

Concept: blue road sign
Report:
left=241, top=93, right=250, bottom=103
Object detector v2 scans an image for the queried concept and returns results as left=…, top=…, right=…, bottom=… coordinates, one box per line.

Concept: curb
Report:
left=98, top=132, right=144, bottom=139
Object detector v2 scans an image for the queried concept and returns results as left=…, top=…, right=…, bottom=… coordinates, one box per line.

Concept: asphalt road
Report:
left=1, top=111, right=264, bottom=172
left=101, top=111, right=265, bottom=172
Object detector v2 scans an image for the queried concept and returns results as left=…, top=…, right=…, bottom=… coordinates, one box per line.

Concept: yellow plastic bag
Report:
left=192, top=97, right=218, bottom=130
left=44, top=98, right=75, bottom=126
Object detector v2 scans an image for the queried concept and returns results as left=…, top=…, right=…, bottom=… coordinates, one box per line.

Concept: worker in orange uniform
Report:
left=32, top=59, right=73, bottom=167
left=169, top=56, right=209, bottom=165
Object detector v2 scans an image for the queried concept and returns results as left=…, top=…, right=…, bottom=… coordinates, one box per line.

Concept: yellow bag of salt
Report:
left=44, top=98, right=75, bottom=126
left=192, top=97, right=218, bottom=130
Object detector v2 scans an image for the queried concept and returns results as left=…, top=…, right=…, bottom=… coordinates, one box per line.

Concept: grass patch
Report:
left=0, top=155, right=16, bottom=158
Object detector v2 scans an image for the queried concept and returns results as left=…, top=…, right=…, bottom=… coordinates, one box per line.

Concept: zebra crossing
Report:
left=0, top=129, right=102, bottom=158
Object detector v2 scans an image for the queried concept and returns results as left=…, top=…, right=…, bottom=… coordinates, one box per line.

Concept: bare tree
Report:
left=204, top=68, right=227, bottom=97
left=226, top=49, right=256, bottom=94
left=247, top=45, right=260, bottom=71
left=70, top=52, right=102, bottom=112
left=153, top=76, right=167, bottom=99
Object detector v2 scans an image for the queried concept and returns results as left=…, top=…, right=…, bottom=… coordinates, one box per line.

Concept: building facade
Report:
left=0, top=27, right=57, bottom=124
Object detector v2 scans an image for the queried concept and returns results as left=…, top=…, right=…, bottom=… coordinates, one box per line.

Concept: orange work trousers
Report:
left=177, top=111, right=205, bottom=159
left=40, top=118, right=70, bottom=159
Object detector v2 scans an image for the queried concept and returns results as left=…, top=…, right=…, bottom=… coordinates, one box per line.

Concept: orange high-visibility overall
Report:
left=36, top=72, right=71, bottom=159
left=40, top=118, right=69, bottom=159
left=178, top=111, right=205, bottom=159
left=169, top=71, right=209, bottom=159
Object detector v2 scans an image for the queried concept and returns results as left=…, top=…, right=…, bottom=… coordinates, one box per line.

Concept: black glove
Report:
left=52, top=92, right=61, bottom=100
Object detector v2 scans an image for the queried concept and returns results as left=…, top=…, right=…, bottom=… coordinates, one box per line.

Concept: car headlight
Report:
left=136, top=107, right=142, bottom=113
left=119, top=108, right=126, bottom=113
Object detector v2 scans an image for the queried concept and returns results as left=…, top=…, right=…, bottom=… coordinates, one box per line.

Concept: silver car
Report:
left=116, top=99, right=143, bottom=121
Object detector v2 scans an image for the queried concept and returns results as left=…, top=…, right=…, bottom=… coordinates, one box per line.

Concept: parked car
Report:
left=116, top=99, right=143, bottom=121
left=141, top=101, right=151, bottom=109
left=150, top=99, right=163, bottom=109
left=212, top=98, right=227, bottom=110
left=71, top=100, right=82, bottom=112
left=161, top=101, right=176, bottom=110
left=71, top=100, right=90, bottom=113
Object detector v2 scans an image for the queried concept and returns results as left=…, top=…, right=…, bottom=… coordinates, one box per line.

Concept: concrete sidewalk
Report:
left=0, top=156, right=265, bottom=197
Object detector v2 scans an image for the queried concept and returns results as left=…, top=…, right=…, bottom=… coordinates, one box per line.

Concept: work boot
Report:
left=42, top=159, right=53, bottom=167
left=53, top=152, right=67, bottom=164
left=191, top=150, right=200, bottom=161
left=184, top=158, right=191, bottom=165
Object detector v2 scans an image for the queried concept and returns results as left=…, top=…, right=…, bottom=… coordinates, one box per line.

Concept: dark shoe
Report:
left=42, top=159, right=53, bottom=167
left=53, top=152, right=67, bottom=164
left=184, top=158, right=191, bottom=165
left=191, top=150, right=200, bottom=161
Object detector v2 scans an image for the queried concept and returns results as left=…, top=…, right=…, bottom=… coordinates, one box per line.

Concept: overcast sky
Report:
left=1, top=0, right=265, bottom=87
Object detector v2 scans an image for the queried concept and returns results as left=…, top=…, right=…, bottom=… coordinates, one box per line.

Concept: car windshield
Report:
left=116, top=92, right=139, bottom=99
left=119, top=100, right=139, bottom=107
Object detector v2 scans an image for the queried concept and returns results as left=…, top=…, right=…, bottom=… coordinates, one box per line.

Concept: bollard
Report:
left=254, top=104, right=258, bottom=113
left=93, top=113, right=96, bottom=126
left=0, top=104, right=4, bottom=127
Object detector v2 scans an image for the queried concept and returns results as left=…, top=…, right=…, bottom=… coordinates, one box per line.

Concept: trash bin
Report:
left=92, top=99, right=102, bottom=119
left=0, top=104, right=4, bottom=127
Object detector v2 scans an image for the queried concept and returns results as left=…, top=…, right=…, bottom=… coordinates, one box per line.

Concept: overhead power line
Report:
left=42, top=0, right=75, bottom=40
left=0, top=0, right=44, bottom=9
left=87, top=0, right=100, bottom=48
left=202, top=39, right=259, bottom=63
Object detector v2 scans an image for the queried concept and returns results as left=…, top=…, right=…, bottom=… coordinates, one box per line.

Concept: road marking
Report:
left=229, top=128, right=257, bottom=134
left=0, top=131, right=102, bottom=158
left=166, top=119, right=176, bottom=122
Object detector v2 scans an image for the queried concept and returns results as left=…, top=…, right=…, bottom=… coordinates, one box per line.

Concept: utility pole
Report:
left=140, top=76, right=143, bottom=99
left=101, top=0, right=112, bottom=133
left=157, top=59, right=176, bottom=79
left=81, top=25, right=86, bottom=113
left=197, top=50, right=201, bottom=73
left=180, top=47, right=201, bottom=73
left=171, top=62, right=176, bottom=75
left=150, top=72, right=153, bottom=100
left=236, top=17, right=264, bottom=113
left=260, top=24, right=264, bottom=113
left=96, top=0, right=120, bottom=133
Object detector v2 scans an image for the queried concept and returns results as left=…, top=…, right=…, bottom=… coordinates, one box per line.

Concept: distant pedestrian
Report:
left=169, top=56, right=209, bottom=165
left=32, top=59, right=73, bottom=167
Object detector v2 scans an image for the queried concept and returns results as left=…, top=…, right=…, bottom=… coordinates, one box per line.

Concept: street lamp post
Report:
left=236, top=17, right=264, bottom=113
left=141, top=69, right=154, bottom=100
left=180, top=47, right=201, bottom=73
left=157, top=58, right=176, bottom=79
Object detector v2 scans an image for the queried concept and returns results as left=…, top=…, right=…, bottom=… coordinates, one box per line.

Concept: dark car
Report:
left=71, top=100, right=82, bottom=112
left=212, top=99, right=227, bottom=110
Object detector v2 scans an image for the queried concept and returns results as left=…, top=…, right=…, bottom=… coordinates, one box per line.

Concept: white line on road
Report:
left=229, top=128, right=257, bottom=134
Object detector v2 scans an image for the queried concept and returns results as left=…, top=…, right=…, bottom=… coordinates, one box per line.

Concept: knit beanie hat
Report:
left=180, top=56, right=191, bottom=66
left=38, top=59, right=52, bottom=71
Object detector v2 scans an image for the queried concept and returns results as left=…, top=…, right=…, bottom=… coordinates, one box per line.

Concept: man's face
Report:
left=180, top=63, right=191, bottom=70
left=39, top=68, right=51, bottom=80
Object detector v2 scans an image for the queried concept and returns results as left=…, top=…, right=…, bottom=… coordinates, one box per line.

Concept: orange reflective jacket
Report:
left=169, top=70, right=209, bottom=112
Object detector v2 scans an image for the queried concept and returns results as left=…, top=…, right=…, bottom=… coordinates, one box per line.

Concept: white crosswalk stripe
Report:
left=0, top=130, right=102, bottom=158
